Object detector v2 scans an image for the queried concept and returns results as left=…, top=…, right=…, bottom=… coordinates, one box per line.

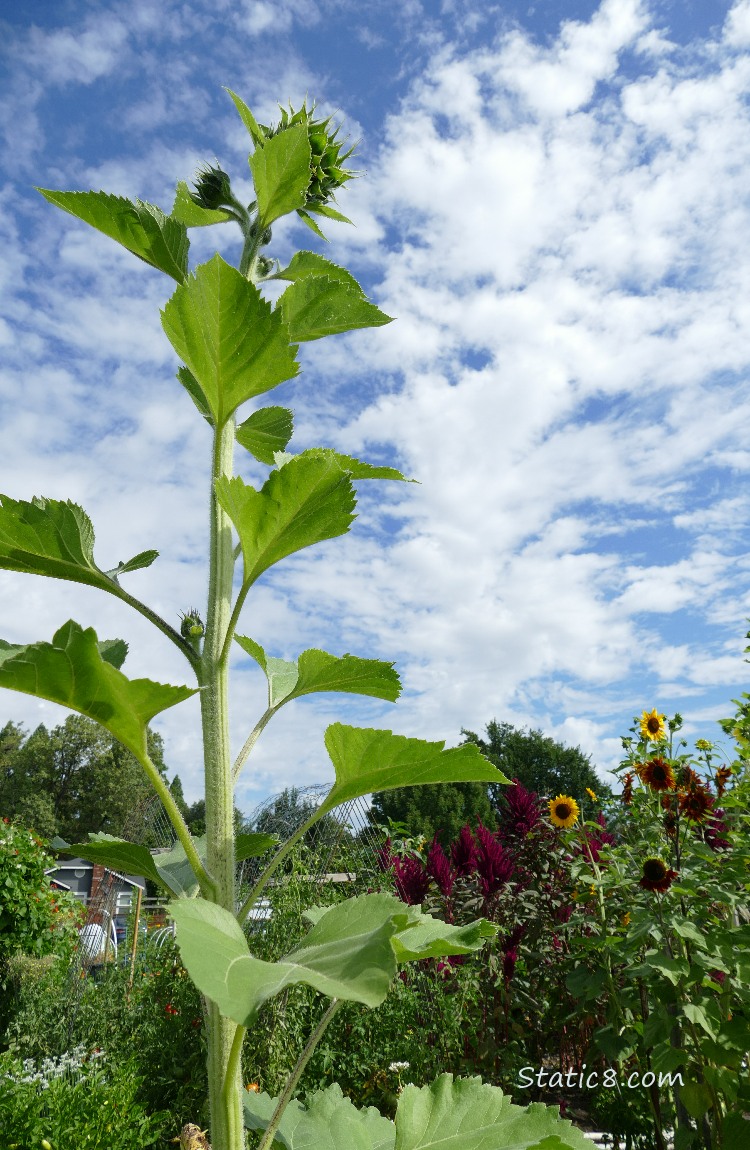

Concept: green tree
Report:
left=462, top=720, right=610, bottom=806
left=0, top=715, right=168, bottom=840
left=370, top=780, right=495, bottom=846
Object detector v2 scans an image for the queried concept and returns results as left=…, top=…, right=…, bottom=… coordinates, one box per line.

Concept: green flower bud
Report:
left=179, top=608, right=205, bottom=645
left=190, top=164, right=233, bottom=211
left=266, top=102, right=357, bottom=208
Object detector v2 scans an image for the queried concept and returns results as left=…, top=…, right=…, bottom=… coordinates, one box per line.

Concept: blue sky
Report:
left=2, top=0, right=750, bottom=811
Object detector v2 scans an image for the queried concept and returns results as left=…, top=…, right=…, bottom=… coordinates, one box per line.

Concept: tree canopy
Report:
left=0, top=714, right=170, bottom=842
left=461, top=720, right=610, bottom=808
left=369, top=781, right=496, bottom=847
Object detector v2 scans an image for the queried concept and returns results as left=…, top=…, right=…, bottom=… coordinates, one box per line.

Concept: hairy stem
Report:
left=256, top=999, right=344, bottom=1150
left=200, top=416, right=243, bottom=1147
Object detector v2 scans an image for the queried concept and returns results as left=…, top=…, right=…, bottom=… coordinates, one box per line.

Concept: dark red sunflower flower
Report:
left=714, top=767, right=732, bottom=799
left=678, top=785, right=713, bottom=824
left=663, top=812, right=677, bottom=839
left=639, top=857, right=678, bottom=893
left=621, top=772, right=634, bottom=805
left=637, top=757, right=676, bottom=792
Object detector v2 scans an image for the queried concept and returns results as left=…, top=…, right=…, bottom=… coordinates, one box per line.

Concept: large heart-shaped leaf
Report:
left=249, top=123, right=311, bottom=227
left=173, top=894, right=496, bottom=1027
left=0, top=621, right=195, bottom=765
left=171, top=893, right=405, bottom=1025
left=243, top=1084, right=395, bottom=1150
left=216, top=454, right=356, bottom=587
left=162, top=254, right=299, bottom=426
left=394, top=1075, right=592, bottom=1150
left=0, top=495, right=157, bottom=592
left=38, top=189, right=188, bottom=282
left=318, top=726, right=509, bottom=817
left=278, top=276, right=392, bottom=342
left=236, top=406, right=294, bottom=465
left=235, top=636, right=401, bottom=709
left=302, top=902, right=497, bottom=964
left=57, top=831, right=277, bottom=898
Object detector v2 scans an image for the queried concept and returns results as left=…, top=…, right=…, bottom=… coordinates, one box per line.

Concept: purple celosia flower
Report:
left=451, top=825, right=479, bottom=877
left=497, top=780, right=544, bottom=842
left=393, top=855, right=430, bottom=905
left=474, top=821, right=514, bottom=898
left=426, top=836, right=455, bottom=899
left=502, top=948, right=518, bottom=984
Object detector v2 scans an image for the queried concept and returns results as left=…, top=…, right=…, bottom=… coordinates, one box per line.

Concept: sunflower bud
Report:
left=266, top=102, right=357, bottom=208
left=179, top=608, right=205, bottom=647
left=190, top=165, right=233, bottom=211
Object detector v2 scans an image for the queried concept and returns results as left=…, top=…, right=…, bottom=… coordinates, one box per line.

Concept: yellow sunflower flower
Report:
left=586, top=787, right=598, bottom=802
left=548, top=794, right=580, bottom=828
left=639, top=708, right=666, bottom=742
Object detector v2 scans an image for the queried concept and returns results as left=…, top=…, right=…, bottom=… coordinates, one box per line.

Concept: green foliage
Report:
left=244, top=1074, right=592, bottom=1150
left=0, top=494, right=158, bottom=591
left=36, top=188, right=189, bottom=282
left=0, top=821, right=81, bottom=971
left=0, top=1050, right=171, bottom=1150
left=236, top=405, right=295, bottom=465
left=236, top=637, right=401, bottom=709
left=0, top=621, right=195, bottom=766
left=463, top=720, right=609, bottom=804
left=319, top=725, right=507, bottom=818
left=0, top=715, right=167, bottom=841
left=162, top=253, right=299, bottom=425
left=370, top=782, right=496, bottom=845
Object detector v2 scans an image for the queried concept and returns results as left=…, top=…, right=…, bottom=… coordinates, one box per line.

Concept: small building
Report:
left=45, top=856, right=146, bottom=914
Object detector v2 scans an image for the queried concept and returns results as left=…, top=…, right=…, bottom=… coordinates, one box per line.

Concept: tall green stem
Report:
left=201, top=416, right=243, bottom=1149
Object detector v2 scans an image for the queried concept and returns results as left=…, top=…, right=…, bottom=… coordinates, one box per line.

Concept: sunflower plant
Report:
left=564, top=708, right=750, bottom=1150
left=0, top=91, right=596, bottom=1150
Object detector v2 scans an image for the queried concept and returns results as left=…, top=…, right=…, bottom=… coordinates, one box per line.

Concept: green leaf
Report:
left=216, top=454, right=356, bottom=587
left=235, top=636, right=401, bottom=709
left=276, top=251, right=362, bottom=291
left=645, top=954, right=689, bottom=986
left=225, top=87, right=266, bottom=147
left=389, top=913, right=497, bottom=963
left=566, top=966, right=608, bottom=1001
left=297, top=209, right=329, bottom=241
left=318, top=726, right=509, bottom=817
left=683, top=1002, right=717, bottom=1040
left=58, top=832, right=275, bottom=899
left=0, top=620, right=196, bottom=765
left=236, top=406, right=294, bottom=465
left=171, top=893, right=406, bottom=1025
left=55, top=834, right=166, bottom=890
left=177, top=366, right=213, bottom=422
left=98, top=638, right=129, bottom=669
left=680, top=1079, right=713, bottom=1121
left=278, top=276, right=392, bottom=342
left=249, top=123, right=311, bottom=227
left=272, top=448, right=408, bottom=482
left=671, top=920, right=707, bottom=948
left=303, top=202, right=353, bottom=226
left=170, top=181, right=234, bottom=227
left=161, top=254, right=299, bottom=426
left=243, top=1083, right=395, bottom=1150
left=0, top=495, right=157, bottom=593
left=394, top=1075, right=592, bottom=1150
left=37, top=189, right=188, bottom=282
